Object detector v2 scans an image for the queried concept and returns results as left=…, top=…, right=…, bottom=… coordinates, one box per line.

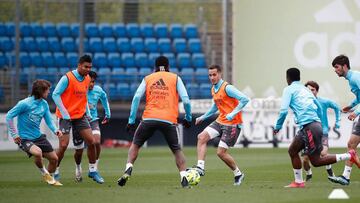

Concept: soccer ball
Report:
left=186, top=168, right=201, bottom=186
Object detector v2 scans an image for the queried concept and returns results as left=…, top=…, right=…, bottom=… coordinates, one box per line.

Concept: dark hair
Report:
left=305, top=80, right=319, bottom=91
left=155, top=56, right=169, bottom=72
left=88, top=71, right=97, bottom=80
left=332, top=54, right=350, bottom=69
left=286, top=67, right=300, bottom=82
left=78, top=54, right=92, bottom=64
left=208, top=64, right=222, bottom=72
left=31, top=79, right=51, bottom=99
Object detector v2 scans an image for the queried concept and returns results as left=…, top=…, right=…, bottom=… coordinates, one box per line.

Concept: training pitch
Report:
left=0, top=147, right=359, bottom=203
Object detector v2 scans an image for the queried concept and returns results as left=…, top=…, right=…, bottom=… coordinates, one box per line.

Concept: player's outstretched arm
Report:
left=195, top=101, right=218, bottom=125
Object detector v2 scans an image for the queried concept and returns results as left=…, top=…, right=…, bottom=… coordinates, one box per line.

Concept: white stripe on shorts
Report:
left=74, top=142, right=84, bottom=150
left=203, top=126, right=220, bottom=139
left=92, top=130, right=101, bottom=136
left=218, top=140, right=229, bottom=149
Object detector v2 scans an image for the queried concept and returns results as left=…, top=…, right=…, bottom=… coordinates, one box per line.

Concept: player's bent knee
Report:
left=49, top=155, right=58, bottom=163
left=30, top=146, right=42, bottom=157
left=53, top=155, right=58, bottom=162
left=59, top=145, right=68, bottom=151
left=84, top=139, right=96, bottom=147
left=216, top=151, right=223, bottom=158
left=347, top=142, right=357, bottom=150
left=198, top=132, right=209, bottom=143
left=33, top=151, right=42, bottom=158
left=59, top=141, right=69, bottom=150
left=287, top=148, right=296, bottom=156
left=86, top=140, right=96, bottom=146
left=83, top=135, right=95, bottom=145
left=309, top=155, right=322, bottom=167
left=216, top=148, right=227, bottom=158
left=311, top=161, right=321, bottom=167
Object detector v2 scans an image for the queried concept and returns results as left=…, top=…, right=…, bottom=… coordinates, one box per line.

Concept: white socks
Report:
left=95, top=159, right=99, bottom=169
left=342, top=165, right=352, bottom=179
left=89, top=163, right=96, bottom=172
left=233, top=167, right=242, bottom=176
left=325, top=165, right=332, bottom=170
left=293, top=169, right=303, bottom=183
left=180, top=171, right=187, bottom=179
left=78, top=161, right=98, bottom=173
left=55, top=167, right=60, bottom=175
left=336, top=153, right=351, bottom=162
left=76, top=164, right=82, bottom=174
left=197, top=160, right=205, bottom=170
left=305, top=168, right=312, bottom=175
left=197, top=161, right=242, bottom=177
left=125, top=163, right=133, bottom=171
left=39, top=166, right=49, bottom=175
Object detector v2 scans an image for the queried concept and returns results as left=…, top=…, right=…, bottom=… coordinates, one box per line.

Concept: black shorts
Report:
left=58, top=115, right=91, bottom=134
left=20, top=134, right=54, bottom=157
left=73, top=120, right=101, bottom=149
left=58, top=115, right=91, bottom=149
left=296, top=121, right=323, bottom=155
left=301, top=133, right=329, bottom=156
left=205, top=121, right=241, bottom=148
left=133, top=120, right=181, bottom=152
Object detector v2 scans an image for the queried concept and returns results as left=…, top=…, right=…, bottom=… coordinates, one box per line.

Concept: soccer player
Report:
left=328, top=55, right=360, bottom=185
left=6, top=79, right=63, bottom=186
left=193, top=64, right=249, bottom=186
left=52, top=54, right=104, bottom=184
left=117, top=56, right=192, bottom=188
left=273, top=67, right=360, bottom=188
left=73, top=71, right=111, bottom=182
left=302, top=81, right=341, bottom=181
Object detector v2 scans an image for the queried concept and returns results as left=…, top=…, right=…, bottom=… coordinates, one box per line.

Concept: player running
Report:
left=73, top=71, right=111, bottom=182
left=273, top=67, right=360, bottom=188
left=117, top=56, right=192, bottom=188
left=193, top=64, right=249, bottom=186
left=302, top=81, right=341, bottom=181
left=6, top=79, right=63, bottom=186
left=328, top=55, right=360, bottom=185
left=52, top=54, right=104, bottom=184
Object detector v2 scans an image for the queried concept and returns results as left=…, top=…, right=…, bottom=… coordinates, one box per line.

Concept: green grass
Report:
left=0, top=147, right=359, bottom=203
